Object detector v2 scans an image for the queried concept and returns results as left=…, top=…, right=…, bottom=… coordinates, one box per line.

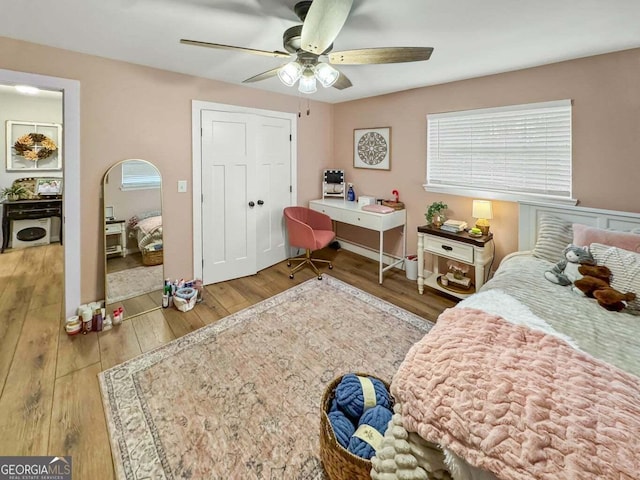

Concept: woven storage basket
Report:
left=142, top=249, right=163, bottom=266
left=319, top=373, right=391, bottom=480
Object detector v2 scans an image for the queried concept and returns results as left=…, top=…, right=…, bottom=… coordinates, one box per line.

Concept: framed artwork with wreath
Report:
left=353, top=127, right=391, bottom=170
left=6, top=120, right=62, bottom=171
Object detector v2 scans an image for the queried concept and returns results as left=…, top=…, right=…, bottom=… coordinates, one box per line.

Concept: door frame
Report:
left=191, top=100, right=297, bottom=281
left=0, top=68, right=80, bottom=318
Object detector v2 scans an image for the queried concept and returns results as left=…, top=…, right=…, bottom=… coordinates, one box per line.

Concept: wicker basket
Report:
left=142, top=249, right=163, bottom=266
left=319, top=373, right=391, bottom=480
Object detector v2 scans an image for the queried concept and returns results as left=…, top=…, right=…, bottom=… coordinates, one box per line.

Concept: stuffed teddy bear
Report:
left=574, top=264, right=637, bottom=311
left=544, top=245, right=596, bottom=288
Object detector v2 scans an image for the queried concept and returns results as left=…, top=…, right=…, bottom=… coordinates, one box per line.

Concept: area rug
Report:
left=106, top=264, right=163, bottom=303
left=99, top=275, right=433, bottom=479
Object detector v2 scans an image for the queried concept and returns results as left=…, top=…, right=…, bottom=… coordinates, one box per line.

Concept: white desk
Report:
left=309, top=199, right=406, bottom=284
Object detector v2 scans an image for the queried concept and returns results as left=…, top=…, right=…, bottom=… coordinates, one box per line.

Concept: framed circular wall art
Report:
left=353, top=127, right=391, bottom=170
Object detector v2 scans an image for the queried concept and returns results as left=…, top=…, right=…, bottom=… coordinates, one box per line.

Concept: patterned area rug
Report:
left=106, top=264, right=163, bottom=303
left=99, top=275, right=433, bottom=479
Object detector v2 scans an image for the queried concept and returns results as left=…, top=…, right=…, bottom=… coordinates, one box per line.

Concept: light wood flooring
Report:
left=0, top=243, right=456, bottom=478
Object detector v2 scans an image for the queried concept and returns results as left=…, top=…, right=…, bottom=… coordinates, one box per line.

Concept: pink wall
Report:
left=0, top=36, right=333, bottom=303
left=332, top=48, right=640, bottom=266
left=2, top=34, right=638, bottom=303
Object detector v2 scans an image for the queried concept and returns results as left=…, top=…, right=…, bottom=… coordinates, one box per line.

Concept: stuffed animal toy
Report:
left=544, top=245, right=596, bottom=287
left=574, top=264, right=637, bottom=311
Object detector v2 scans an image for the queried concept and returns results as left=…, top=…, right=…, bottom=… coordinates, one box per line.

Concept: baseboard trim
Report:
left=336, top=238, right=405, bottom=271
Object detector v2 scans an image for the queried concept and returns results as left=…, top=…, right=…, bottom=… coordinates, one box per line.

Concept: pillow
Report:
left=573, top=224, right=640, bottom=253
left=532, top=215, right=573, bottom=262
left=136, top=215, right=162, bottom=235
left=590, top=243, right=640, bottom=314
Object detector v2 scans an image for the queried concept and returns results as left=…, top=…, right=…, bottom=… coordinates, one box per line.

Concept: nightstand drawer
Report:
left=105, top=223, right=124, bottom=234
left=424, top=237, right=474, bottom=263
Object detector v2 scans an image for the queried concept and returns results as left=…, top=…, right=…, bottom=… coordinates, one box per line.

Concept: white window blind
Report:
left=121, top=160, right=161, bottom=190
left=426, top=99, right=573, bottom=203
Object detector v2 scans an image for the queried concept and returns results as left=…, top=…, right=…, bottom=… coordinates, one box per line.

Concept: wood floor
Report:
left=0, top=243, right=456, bottom=478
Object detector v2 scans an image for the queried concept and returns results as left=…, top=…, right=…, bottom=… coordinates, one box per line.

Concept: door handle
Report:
left=257, top=200, right=264, bottom=205
left=248, top=201, right=255, bottom=207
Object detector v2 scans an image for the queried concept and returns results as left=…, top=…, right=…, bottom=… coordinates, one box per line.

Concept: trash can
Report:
left=405, top=255, right=418, bottom=281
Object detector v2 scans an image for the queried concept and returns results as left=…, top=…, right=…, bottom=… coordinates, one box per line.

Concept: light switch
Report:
left=177, top=180, right=188, bottom=193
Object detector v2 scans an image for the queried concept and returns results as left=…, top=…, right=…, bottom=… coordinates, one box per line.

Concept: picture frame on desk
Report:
left=35, top=177, right=63, bottom=196
left=353, top=127, right=391, bottom=170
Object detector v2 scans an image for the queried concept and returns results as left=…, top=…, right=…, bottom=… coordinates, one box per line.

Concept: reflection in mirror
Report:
left=103, top=159, right=163, bottom=320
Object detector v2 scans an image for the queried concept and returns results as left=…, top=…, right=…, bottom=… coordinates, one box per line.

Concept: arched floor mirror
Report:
left=103, top=159, right=163, bottom=320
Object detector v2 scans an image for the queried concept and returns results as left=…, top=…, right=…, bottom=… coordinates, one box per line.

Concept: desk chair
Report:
left=283, top=206, right=336, bottom=279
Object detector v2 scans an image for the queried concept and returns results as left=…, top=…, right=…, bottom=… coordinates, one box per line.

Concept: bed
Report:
left=370, top=201, right=640, bottom=480
left=129, top=213, right=163, bottom=266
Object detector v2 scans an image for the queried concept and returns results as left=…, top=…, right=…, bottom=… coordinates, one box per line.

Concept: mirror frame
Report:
left=103, top=158, right=163, bottom=321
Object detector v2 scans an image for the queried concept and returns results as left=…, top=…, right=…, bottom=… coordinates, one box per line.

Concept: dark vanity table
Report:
left=1, top=198, right=63, bottom=253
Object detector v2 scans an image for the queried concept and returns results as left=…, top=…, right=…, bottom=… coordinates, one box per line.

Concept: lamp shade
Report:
left=472, top=200, right=493, bottom=220
left=277, top=61, right=303, bottom=87
left=314, top=63, right=339, bottom=87
left=298, top=69, right=317, bottom=94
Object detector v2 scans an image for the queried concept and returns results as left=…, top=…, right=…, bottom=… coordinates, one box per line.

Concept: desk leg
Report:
left=378, top=230, right=384, bottom=284
left=417, top=233, right=424, bottom=294
left=1, top=215, right=9, bottom=253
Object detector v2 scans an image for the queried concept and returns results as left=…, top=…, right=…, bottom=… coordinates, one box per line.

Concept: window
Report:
left=121, top=160, right=161, bottom=190
left=426, top=99, right=574, bottom=204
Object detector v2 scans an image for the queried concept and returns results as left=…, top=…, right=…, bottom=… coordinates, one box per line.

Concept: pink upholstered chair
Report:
left=283, top=206, right=336, bottom=279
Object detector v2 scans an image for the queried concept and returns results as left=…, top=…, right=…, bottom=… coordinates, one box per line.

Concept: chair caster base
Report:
left=289, top=274, right=294, bottom=279
left=287, top=261, right=291, bottom=267
left=317, top=275, right=322, bottom=280
left=328, top=264, right=333, bottom=269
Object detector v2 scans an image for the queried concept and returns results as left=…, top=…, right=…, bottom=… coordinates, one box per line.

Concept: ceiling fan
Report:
left=180, top=0, right=433, bottom=94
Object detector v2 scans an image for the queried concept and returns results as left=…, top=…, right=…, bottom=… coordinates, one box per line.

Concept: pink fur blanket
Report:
left=391, top=307, right=640, bottom=480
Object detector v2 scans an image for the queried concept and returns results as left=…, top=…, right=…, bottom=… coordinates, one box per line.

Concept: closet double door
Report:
left=201, top=109, right=293, bottom=285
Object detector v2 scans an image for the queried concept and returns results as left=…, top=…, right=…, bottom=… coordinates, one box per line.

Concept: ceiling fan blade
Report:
left=242, top=66, right=283, bottom=84
left=329, top=47, right=434, bottom=65
left=332, top=71, right=352, bottom=90
left=300, top=0, right=353, bottom=55
left=180, top=39, right=290, bottom=58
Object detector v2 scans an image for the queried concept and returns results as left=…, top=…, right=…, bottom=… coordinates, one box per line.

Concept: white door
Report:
left=255, top=116, right=292, bottom=270
left=200, top=109, right=292, bottom=284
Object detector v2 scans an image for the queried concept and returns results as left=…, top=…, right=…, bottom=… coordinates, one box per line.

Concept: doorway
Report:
left=0, top=69, right=80, bottom=317
left=192, top=101, right=297, bottom=284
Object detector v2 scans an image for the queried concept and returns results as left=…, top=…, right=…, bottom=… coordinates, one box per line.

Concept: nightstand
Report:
left=417, top=224, right=495, bottom=299
left=105, top=219, right=126, bottom=258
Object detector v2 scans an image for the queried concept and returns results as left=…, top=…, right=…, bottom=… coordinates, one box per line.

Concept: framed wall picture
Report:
left=35, top=177, right=63, bottom=196
left=353, top=127, right=391, bottom=170
left=6, top=121, right=63, bottom=171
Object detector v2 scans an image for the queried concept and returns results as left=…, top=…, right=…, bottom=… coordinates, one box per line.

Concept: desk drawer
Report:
left=341, top=210, right=381, bottom=230
left=105, top=223, right=124, bottom=234
left=424, top=236, right=474, bottom=263
left=310, top=203, right=342, bottom=222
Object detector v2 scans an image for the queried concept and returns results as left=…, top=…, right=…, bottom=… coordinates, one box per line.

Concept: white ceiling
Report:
left=1, top=0, right=639, bottom=104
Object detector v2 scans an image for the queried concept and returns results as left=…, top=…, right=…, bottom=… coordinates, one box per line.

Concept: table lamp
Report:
left=472, top=200, right=493, bottom=235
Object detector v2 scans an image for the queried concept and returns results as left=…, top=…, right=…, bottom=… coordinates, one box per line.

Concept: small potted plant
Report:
left=425, top=201, right=448, bottom=227
left=1, top=184, right=28, bottom=201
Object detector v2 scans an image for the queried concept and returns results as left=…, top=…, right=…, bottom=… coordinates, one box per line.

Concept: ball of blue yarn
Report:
left=335, top=373, right=390, bottom=419
left=347, top=405, right=393, bottom=459
left=328, top=410, right=355, bottom=449
left=329, top=397, right=339, bottom=413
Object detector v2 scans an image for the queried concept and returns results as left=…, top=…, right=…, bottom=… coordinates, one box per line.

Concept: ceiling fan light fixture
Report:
left=298, top=69, right=317, bottom=94
left=313, top=63, right=340, bottom=88
left=277, top=61, right=303, bottom=87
